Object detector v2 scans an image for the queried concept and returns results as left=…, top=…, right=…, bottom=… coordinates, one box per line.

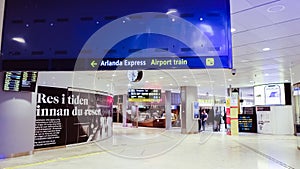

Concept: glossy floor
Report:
left=1, top=124, right=300, bottom=169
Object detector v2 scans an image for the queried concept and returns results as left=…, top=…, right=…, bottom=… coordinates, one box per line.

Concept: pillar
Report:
left=180, top=86, right=198, bottom=134
left=122, top=94, right=128, bottom=127
left=165, top=90, right=172, bottom=130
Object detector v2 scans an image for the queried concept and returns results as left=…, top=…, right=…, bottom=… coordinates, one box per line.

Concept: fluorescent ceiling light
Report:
left=12, top=37, right=26, bottom=43
left=240, top=59, right=249, bottom=63
left=166, top=9, right=177, bottom=15
left=262, top=47, right=271, bottom=51
left=267, top=5, right=285, bottom=13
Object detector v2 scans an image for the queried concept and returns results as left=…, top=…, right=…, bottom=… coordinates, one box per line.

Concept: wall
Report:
left=0, top=72, right=35, bottom=157
left=257, top=106, right=294, bottom=135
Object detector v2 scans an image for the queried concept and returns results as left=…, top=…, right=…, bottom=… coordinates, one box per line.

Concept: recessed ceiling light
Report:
left=12, top=37, right=26, bottom=43
left=112, top=74, right=116, bottom=76
left=183, top=76, right=187, bottom=78
left=240, top=59, right=249, bottom=63
left=171, top=18, right=176, bottom=22
left=199, top=17, right=204, bottom=21
left=262, top=47, right=271, bottom=51
left=265, top=73, right=269, bottom=76
left=145, top=81, right=149, bottom=83
left=267, top=5, right=285, bottom=13
left=228, top=79, right=232, bottom=81
left=231, top=28, right=236, bottom=32
left=169, top=84, right=173, bottom=86
left=159, top=77, right=164, bottom=79
left=284, top=80, right=289, bottom=82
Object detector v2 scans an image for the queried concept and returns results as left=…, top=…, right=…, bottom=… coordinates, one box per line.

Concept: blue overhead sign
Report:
left=1, top=0, right=232, bottom=71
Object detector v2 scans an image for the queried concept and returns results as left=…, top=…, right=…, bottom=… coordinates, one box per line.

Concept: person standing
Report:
left=198, top=109, right=202, bottom=132
left=201, top=110, right=208, bottom=131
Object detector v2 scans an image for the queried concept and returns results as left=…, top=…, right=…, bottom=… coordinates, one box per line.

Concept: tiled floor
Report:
left=1, top=124, right=300, bottom=169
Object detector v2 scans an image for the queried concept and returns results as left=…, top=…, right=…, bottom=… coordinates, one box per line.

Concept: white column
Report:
left=165, top=90, right=172, bottom=130
left=122, top=94, right=128, bottom=127
left=180, top=86, right=198, bottom=134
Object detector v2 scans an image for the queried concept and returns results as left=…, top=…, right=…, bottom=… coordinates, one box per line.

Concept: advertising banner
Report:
left=192, top=101, right=200, bottom=120
left=34, top=86, right=113, bottom=149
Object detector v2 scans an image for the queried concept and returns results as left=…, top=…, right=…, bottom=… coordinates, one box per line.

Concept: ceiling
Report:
left=1, top=0, right=300, bottom=96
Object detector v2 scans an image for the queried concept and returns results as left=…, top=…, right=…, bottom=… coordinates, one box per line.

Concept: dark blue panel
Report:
left=1, top=0, right=232, bottom=71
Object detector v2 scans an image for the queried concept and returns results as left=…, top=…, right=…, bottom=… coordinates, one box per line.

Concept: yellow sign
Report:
left=226, top=98, right=230, bottom=108
left=230, top=108, right=238, bottom=118
left=231, top=119, right=239, bottom=136
left=206, top=58, right=215, bottom=66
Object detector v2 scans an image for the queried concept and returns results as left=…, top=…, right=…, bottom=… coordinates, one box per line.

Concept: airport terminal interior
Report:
left=1, top=0, right=300, bottom=169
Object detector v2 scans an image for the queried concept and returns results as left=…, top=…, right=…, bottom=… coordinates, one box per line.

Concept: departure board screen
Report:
left=3, top=71, right=38, bottom=92
left=128, top=89, right=161, bottom=102
left=3, top=71, right=22, bottom=91
left=20, top=71, right=38, bottom=91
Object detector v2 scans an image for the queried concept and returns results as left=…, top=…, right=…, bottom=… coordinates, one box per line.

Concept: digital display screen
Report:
left=128, top=89, right=161, bottom=102
left=3, top=71, right=38, bottom=92
left=3, top=71, right=22, bottom=91
left=238, top=114, right=257, bottom=133
left=20, top=71, right=38, bottom=91
left=254, top=83, right=291, bottom=106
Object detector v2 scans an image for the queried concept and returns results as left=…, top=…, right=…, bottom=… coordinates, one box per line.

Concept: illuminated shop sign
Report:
left=128, top=89, right=161, bottom=102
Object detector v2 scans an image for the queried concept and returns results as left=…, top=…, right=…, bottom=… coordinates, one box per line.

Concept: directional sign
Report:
left=1, top=0, right=232, bottom=71
left=90, top=60, right=97, bottom=68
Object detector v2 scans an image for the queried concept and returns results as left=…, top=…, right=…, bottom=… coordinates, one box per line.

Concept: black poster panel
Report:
left=65, top=91, right=89, bottom=145
left=238, top=114, right=257, bottom=133
left=35, top=86, right=68, bottom=149
left=34, top=86, right=113, bottom=149
left=65, top=90, right=113, bottom=144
